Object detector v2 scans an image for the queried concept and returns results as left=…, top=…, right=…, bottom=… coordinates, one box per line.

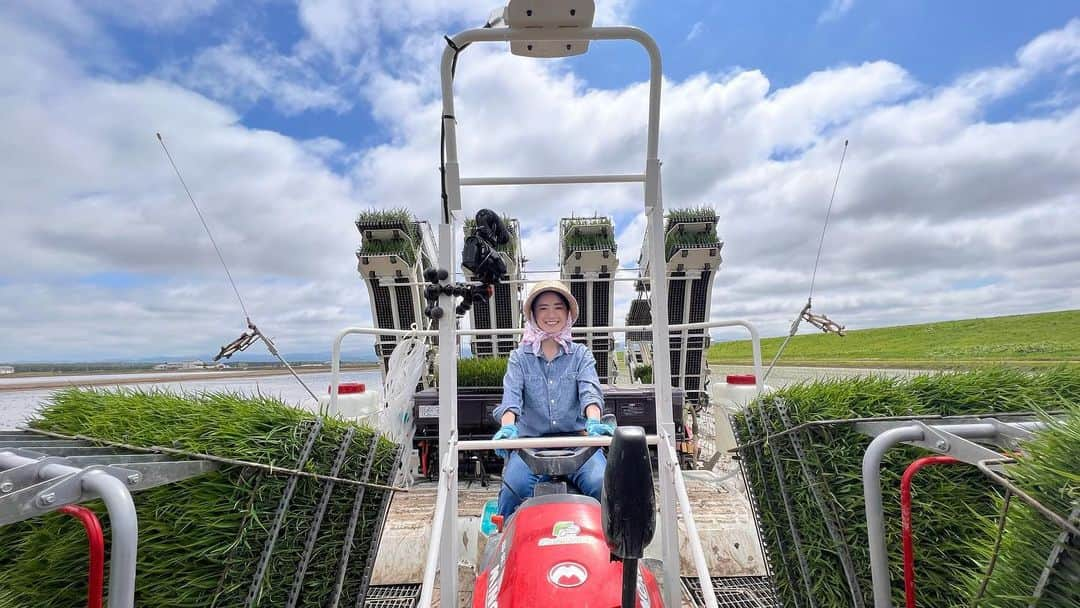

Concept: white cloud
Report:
left=955, top=18, right=1080, bottom=102
left=172, top=38, right=352, bottom=115
left=1017, top=18, right=1080, bottom=71
left=1, top=9, right=1079, bottom=362
left=294, top=0, right=637, bottom=65
left=817, top=0, right=855, bottom=24
left=686, top=21, right=704, bottom=42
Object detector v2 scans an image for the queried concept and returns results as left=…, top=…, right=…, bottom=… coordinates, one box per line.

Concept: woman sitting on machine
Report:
left=491, top=280, right=615, bottom=518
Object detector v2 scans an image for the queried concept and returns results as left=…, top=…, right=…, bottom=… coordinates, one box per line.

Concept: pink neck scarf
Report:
left=520, top=314, right=576, bottom=357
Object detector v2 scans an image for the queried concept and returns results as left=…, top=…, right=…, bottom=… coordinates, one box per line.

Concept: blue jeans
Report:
left=497, top=449, right=606, bottom=518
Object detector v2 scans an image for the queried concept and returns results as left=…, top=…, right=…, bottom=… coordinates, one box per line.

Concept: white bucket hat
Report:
left=522, top=280, right=579, bottom=324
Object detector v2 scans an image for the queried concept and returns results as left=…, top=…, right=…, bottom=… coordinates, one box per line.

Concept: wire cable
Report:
left=157, top=133, right=250, bottom=324
left=156, top=132, right=317, bottom=401
left=763, top=140, right=848, bottom=382
left=809, top=139, right=848, bottom=300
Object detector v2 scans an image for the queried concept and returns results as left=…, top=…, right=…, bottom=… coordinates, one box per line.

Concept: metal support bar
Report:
left=457, top=434, right=659, bottom=452
left=418, top=437, right=457, bottom=608
left=0, top=451, right=139, bottom=608
left=756, top=406, right=819, bottom=608
left=1029, top=505, right=1079, bottom=606
left=777, top=402, right=865, bottom=608
left=857, top=420, right=1046, bottom=608
left=0, top=456, right=141, bottom=527
left=742, top=401, right=801, bottom=606
left=460, top=173, right=645, bottom=186
left=0, top=454, right=73, bottom=494
left=245, top=418, right=324, bottom=608
left=972, top=459, right=1080, bottom=538
left=328, top=439, right=381, bottom=608
left=23, top=427, right=400, bottom=493
left=0, top=439, right=97, bottom=447
left=857, top=420, right=1013, bottom=466
left=355, top=445, right=406, bottom=608
left=331, top=319, right=758, bottom=339
left=2, top=446, right=125, bottom=456
left=114, top=461, right=218, bottom=490
left=735, top=411, right=1052, bottom=452
left=58, top=454, right=176, bottom=465
left=661, top=430, right=718, bottom=608
left=435, top=219, right=460, bottom=605
left=287, top=428, right=356, bottom=608
left=900, top=455, right=962, bottom=608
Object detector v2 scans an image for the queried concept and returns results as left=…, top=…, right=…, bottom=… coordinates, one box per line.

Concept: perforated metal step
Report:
left=362, top=584, right=422, bottom=607
left=360, top=577, right=779, bottom=608
left=682, top=576, right=780, bottom=608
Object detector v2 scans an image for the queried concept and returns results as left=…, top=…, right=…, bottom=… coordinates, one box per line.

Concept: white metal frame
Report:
left=442, top=26, right=670, bottom=607
left=329, top=20, right=767, bottom=608
left=333, top=320, right=761, bottom=608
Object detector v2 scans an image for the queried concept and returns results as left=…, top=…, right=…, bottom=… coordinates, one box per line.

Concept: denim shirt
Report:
left=492, top=342, right=604, bottom=438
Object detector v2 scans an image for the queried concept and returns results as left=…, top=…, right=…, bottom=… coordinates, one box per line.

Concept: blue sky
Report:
left=88, top=1, right=1080, bottom=160
left=1, top=1, right=1078, bottom=361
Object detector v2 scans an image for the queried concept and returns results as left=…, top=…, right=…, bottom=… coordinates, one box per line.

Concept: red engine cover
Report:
left=473, top=499, right=663, bottom=608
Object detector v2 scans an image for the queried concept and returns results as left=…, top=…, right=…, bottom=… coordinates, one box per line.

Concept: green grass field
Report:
left=707, top=309, right=1080, bottom=367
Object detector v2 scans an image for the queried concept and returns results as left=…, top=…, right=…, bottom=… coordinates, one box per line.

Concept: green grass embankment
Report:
left=708, top=309, right=1080, bottom=368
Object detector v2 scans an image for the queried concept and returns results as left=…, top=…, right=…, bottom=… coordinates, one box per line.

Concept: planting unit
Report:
left=355, top=210, right=439, bottom=374
left=559, top=216, right=619, bottom=383
left=637, top=208, right=723, bottom=408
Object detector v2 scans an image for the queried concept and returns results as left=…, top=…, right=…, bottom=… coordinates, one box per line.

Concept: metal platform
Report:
left=369, top=469, right=766, bottom=596
left=682, top=576, right=779, bottom=608
left=361, top=575, right=780, bottom=608
left=363, top=584, right=423, bottom=608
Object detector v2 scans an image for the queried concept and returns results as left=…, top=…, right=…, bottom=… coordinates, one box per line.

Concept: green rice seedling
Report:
left=664, top=207, right=720, bottom=260
left=664, top=206, right=718, bottom=232
left=355, top=208, right=417, bottom=238
left=359, top=237, right=416, bottom=266
left=0, top=388, right=398, bottom=608
left=356, top=208, right=420, bottom=266
left=633, top=363, right=653, bottom=384
left=733, top=367, right=1080, bottom=608
left=664, top=230, right=721, bottom=260
left=455, top=356, right=510, bottom=387
left=561, top=217, right=616, bottom=262
left=966, top=401, right=1079, bottom=608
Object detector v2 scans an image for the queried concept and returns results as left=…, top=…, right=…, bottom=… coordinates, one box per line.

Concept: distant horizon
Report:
left=1, top=352, right=379, bottom=366
left=5, top=308, right=1076, bottom=366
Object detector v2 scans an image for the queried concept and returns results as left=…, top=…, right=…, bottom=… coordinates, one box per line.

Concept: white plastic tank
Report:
left=710, top=374, right=774, bottom=457
left=318, top=382, right=382, bottom=424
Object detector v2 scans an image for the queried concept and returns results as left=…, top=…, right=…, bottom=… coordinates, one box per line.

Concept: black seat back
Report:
left=601, top=426, right=655, bottom=559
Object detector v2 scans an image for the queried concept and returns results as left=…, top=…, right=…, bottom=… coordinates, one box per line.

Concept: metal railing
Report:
left=0, top=431, right=219, bottom=608
left=854, top=419, right=1047, bottom=608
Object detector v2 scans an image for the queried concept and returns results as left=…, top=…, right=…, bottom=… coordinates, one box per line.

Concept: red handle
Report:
left=59, top=505, right=105, bottom=608
left=901, top=456, right=961, bottom=608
